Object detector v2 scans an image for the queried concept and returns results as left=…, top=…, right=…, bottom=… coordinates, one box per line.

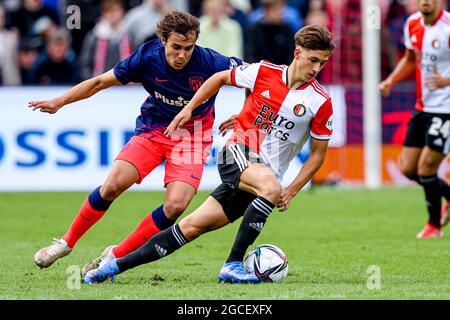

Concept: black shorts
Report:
left=210, top=183, right=256, bottom=223
left=404, top=111, right=450, bottom=154
left=217, top=143, right=262, bottom=188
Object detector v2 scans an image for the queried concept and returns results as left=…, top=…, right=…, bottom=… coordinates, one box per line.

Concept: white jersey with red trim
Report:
left=229, top=61, right=333, bottom=180
left=404, top=10, right=450, bottom=114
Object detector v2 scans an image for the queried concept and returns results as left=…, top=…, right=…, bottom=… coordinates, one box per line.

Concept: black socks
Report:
left=116, top=224, right=189, bottom=273
left=226, top=196, right=275, bottom=263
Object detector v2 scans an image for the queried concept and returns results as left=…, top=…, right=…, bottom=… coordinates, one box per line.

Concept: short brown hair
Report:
left=294, top=25, right=335, bottom=52
left=156, top=11, right=200, bottom=41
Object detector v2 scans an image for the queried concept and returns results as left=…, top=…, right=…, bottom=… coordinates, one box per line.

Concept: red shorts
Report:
left=115, top=131, right=211, bottom=191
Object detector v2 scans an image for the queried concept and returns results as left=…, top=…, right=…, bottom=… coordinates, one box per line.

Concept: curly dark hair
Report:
left=156, top=11, right=200, bottom=41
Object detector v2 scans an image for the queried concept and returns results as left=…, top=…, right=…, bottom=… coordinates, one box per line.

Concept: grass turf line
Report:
left=0, top=187, right=449, bottom=299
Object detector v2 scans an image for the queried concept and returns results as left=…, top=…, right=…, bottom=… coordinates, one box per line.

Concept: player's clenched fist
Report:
left=28, top=99, right=62, bottom=114
left=379, top=79, right=393, bottom=97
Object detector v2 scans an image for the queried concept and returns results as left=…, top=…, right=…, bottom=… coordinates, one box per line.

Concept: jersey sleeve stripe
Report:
left=311, top=81, right=331, bottom=100
left=310, top=131, right=331, bottom=140
left=231, top=68, right=237, bottom=86
left=260, top=61, right=284, bottom=71
left=312, top=80, right=331, bottom=98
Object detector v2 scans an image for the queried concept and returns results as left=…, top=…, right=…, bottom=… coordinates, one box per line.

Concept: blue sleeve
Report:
left=113, top=45, right=146, bottom=84
left=210, top=50, right=243, bottom=73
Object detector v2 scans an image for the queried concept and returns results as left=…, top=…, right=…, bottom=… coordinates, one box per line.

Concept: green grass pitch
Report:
left=1, top=187, right=449, bottom=300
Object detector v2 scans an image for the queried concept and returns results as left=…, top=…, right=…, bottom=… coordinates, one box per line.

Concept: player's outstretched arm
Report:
left=379, top=49, right=416, bottom=97
left=277, top=138, right=329, bottom=212
left=28, top=69, right=120, bottom=114
left=165, top=70, right=233, bottom=136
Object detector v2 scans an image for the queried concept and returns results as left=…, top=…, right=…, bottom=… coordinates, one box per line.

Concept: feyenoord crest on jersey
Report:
left=431, top=39, right=440, bottom=49
left=293, top=104, right=306, bottom=117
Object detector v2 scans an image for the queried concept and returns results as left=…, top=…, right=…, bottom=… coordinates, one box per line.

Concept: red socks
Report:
left=112, top=212, right=161, bottom=258
left=63, top=198, right=107, bottom=248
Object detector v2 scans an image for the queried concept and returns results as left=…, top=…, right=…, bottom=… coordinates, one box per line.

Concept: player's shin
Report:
left=226, top=196, right=275, bottom=263
left=63, top=186, right=113, bottom=248
left=112, top=205, right=175, bottom=258
left=115, top=224, right=189, bottom=273
left=419, top=175, right=442, bottom=227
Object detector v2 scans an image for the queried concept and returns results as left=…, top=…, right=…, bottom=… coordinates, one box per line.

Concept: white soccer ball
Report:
left=243, top=244, right=288, bottom=282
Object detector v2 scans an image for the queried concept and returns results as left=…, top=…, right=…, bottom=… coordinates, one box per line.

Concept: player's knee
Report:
left=400, top=166, right=418, bottom=180
left=260, top=180, right=282, bottom=202
left=418, top=157, right=440, bottom=176
left=100, top=182, right=126, bottom=200
left=179, top=218, right=206, bottom=241
left=163, top=199, right=190, bottom=219
left=181, top=224, right=204, bottom=241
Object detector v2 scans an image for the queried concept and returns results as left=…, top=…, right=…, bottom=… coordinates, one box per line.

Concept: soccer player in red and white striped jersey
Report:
left=379, top=0, right=450, bottom=238
left=83, top=25, right=336, bottom=284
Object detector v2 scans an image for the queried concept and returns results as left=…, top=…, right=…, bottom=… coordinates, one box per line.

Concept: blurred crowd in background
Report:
left=0, top=0, right=448, bottom=86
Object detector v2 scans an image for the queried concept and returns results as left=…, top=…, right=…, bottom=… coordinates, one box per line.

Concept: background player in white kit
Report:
left=83, top=25, right=335, bottom=284
left=379, top=0, right=450, bottom=238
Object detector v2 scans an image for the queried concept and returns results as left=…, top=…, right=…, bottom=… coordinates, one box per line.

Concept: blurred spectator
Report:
left=42, top=0, right=59, bottom=16
left=340, top=0, right=362, bottom=84
left=321, top=0, right=361, bottom=85
left=304, top=0, right=329, bottom=26
left=62, top=0, right=101, bottom=56
left=2, top=0, right=21, bottom=12
left=247, top=0, right=303, bottom=33
left=0, top=5, right=20, bottom=85
left=18, top=37, right=40, bottom=84
left=305, top=9, right=328, bottom=26
left=198, top=0, right=243, bottom=58
left=7, top=0, right=59, bottom=42
left=188, top=0, right=204, bottom=16
left=79, top=0, right=132, bottom=79
left=123, top=0, right=144, bottom=10
left=381, top=0, right=418, bottom=79
left=245, top=0, right=294, bottom=64
left=287, top=0, right=309, bottom=17
left=170, top=0, right=188, bottom=11
left=121, top=0, right=171, bottom=48
left=224, top=0, right=248, bottom=33
left=29, top=28, right=80, bottom=84
left=228, top=0, right=252, bottom=13
left=302, top=0, right=330, bottom=83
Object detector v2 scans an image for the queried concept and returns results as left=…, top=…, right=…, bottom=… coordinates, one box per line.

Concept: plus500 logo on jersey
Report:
left=0, top=129, right=134, bottom=168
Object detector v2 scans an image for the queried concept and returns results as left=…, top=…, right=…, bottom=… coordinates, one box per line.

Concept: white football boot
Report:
left=34, top=238, right=72, bottom=268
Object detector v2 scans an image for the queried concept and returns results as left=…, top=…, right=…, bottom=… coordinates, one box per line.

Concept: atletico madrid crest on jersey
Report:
left=189, top=76, right=204, bottom=91
left=293, top=104, right=306, bottom=117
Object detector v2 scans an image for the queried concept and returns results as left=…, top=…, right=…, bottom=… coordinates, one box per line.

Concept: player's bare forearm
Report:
left=165, top=70, right=232, bottom=135
left=286, top=139, right=328, bottom=195
left=55, top=70, right=120, bottom=107
left=29, top=70, right=120, bottom=114
left=385, top=50, right=416, bottom=85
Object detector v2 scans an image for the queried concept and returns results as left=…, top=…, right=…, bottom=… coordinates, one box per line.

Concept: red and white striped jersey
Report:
left=404, top=10, right=450, bottom=114
left=229, top=61, right=333, bottom=180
